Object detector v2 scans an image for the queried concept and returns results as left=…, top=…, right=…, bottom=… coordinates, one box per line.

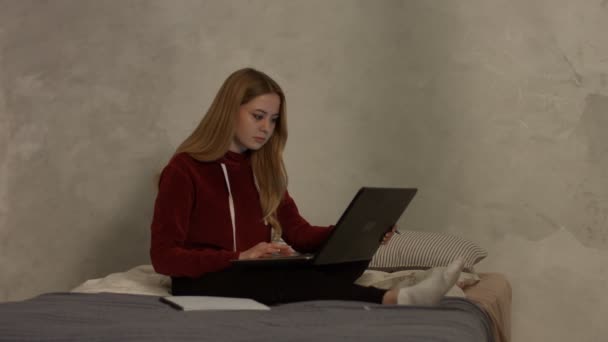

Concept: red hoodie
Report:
left=150, top=151, right=333, bottom=278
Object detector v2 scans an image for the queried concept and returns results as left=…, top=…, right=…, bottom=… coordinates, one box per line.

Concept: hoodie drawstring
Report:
left=220, top=163, right=237, bottom=252
left=220, top=163, right=270, bottom=252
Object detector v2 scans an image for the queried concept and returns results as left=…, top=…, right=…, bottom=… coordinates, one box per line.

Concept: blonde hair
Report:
left=174, top=68, right=288, bottom=240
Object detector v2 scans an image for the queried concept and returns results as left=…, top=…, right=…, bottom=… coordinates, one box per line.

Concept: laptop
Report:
left=230, top=187, right=417, bottom=266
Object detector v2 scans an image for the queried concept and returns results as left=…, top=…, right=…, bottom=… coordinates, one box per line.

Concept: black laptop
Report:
left=230, top=187, right=417, bottom=266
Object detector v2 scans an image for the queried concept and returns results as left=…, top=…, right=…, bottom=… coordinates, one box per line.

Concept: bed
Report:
left=0, top=266, right=510, bottom=342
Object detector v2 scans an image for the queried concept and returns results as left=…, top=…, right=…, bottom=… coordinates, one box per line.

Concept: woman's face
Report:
left=230, top=93, right=281, bottom=153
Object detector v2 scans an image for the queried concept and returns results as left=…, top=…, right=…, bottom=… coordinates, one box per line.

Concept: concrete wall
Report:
left=1, top=1, right=607, bottom=340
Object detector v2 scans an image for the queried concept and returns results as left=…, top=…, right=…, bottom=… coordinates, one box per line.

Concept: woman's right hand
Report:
left=238, top=242, right=295, bottom=260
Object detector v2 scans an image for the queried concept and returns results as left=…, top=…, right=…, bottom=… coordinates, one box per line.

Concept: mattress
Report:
left=0, top=292, right=493, bottom=341
left=463, top=273, right=512, bottom=342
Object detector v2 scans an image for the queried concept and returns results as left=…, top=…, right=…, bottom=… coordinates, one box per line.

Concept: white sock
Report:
left=396, top=257, right=464, bottom=306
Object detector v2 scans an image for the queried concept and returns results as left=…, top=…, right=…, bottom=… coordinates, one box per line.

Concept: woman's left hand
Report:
left=381, top=225, right=398, bottom=245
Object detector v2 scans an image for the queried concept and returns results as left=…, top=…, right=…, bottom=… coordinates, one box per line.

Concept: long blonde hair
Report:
left=174, top=68, right=288, bottom=240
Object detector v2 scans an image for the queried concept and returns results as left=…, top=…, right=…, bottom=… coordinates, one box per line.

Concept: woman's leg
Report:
left=172, top=258, right=466, bottom=306
left=383, top=257, right=466, bottom=305
left=172, top=261, right=385, bottom=305
left=313, top=260, right=370, bottom=283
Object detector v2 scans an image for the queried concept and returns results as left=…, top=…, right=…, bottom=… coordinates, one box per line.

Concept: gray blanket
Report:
left=0, top=293, right=493, bottom=341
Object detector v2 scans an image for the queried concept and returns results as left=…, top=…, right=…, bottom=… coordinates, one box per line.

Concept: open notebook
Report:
left=160, top=296, right=270, bottom=311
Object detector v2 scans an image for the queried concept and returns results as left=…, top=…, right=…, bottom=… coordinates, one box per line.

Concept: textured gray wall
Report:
left=1, top=1, right=607, bottom=341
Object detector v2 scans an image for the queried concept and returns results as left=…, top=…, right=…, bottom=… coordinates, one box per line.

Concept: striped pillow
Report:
left=369, top=230, right=487, bottom=272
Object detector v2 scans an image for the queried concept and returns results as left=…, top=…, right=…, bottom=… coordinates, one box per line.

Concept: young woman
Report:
left=150, top=67, right=464, bottom=305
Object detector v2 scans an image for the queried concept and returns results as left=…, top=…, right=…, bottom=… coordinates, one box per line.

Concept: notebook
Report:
left=231, top=187, right=417, bottom=266
left=160, top=296, right=270, bottom=311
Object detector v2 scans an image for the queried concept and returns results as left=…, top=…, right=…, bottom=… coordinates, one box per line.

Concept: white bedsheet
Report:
left=71, top=265, right=171, bottom=296
left=71, top=265, right=479, bottom=298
